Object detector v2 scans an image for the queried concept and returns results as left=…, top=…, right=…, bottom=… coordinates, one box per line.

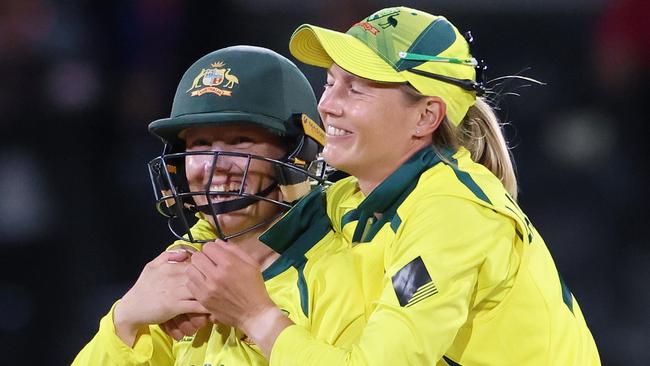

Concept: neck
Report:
left=226, top=225, right=280, bottom=271
left=357, top=141, right=429, bottom=195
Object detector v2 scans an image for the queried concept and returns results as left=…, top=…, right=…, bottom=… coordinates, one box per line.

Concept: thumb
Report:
left=165, top=249, right=192, bottom=263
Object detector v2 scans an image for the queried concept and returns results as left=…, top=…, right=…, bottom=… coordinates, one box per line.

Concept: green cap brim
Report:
left=149, top=112, right=288, bottom=143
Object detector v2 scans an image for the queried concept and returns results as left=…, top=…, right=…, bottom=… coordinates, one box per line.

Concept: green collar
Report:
left=257, top=188, right=330, bottom=317
left=346, top=146, right=449, bottom=243
left=259, top=187, right=331, bottom=279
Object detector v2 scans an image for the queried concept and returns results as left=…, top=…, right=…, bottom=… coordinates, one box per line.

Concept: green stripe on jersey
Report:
left=445, top=156, right=492, bottom=205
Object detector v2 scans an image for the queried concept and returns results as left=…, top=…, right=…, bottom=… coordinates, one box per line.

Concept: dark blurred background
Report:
left=0, top=0, right=648, bottom=364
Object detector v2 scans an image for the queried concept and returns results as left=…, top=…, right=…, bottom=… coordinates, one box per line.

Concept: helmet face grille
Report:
left=148, top=150, right=328, bottom=242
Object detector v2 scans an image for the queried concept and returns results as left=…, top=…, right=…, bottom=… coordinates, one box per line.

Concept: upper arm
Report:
left=361, top=196, right=518, bottom=363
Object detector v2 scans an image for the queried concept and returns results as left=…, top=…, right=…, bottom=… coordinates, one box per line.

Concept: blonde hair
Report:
left=402, top=85, right=518, bottom=199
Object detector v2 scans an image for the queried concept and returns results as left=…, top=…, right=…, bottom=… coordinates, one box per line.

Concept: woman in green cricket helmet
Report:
left=186, top=7, right=601, bottom=366
left=147, top=45, right=327, bottom=243
left=73, top=46, right=367, bottom=366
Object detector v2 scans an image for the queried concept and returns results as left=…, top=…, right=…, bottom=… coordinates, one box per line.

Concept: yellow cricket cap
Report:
left=290, top=6, right=480, bottom=125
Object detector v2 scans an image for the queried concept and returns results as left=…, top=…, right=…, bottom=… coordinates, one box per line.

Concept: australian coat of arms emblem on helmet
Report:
left=187, top=61, right=239, bottom=97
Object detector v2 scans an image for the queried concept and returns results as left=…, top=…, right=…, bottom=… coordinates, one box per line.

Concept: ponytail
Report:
left=432, top=97, right=518, bottom=200
left=400, top=85, right=518, bottom=199
left=461, top=98, right=517, bottom=199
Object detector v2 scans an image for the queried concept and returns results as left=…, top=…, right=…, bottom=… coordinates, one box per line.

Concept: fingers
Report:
left=148, top=250, right=191, bottom=269
left=171, top=314, right=201, bottom=337
left=187, top=255, right=209, bottom=282
left=202, top=241, right=259, bottom=269
left=178, top=299, right=210, bottom=315
left=190, top=252, right=215, bottom=278
left=187, top=313, right=211, bottom=329
left=160, top=320, right=185, bottom=341
left=202, top=241, right=230, bottom=262
left=160, top=313, right=211, bottom=342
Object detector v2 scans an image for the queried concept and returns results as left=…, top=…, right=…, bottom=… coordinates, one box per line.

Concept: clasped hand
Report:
left=113, top=250, right=210, bottom=346
left=152, top=241, right=277, bottom=342
left=185, top=240, right=277, bottom=333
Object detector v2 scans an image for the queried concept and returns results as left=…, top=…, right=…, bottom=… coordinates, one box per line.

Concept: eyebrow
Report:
left=326, top=68, right=357, bottom=84
left=327, top=67, right=404, bottom=89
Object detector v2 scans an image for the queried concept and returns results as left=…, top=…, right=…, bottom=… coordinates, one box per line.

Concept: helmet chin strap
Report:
left=191, top=182, right=278, bottom=215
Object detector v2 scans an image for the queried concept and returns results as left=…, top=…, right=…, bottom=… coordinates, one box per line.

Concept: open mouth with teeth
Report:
left=326, top=125, right=353, bottom=136
left=205, top=182, right=247, bottom=202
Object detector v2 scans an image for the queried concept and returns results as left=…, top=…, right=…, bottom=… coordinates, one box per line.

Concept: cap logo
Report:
left=186, top=61, right=240, bottom=97
left=378, top=15, right=398, bottom=29
left=367, top=8, right=400, bottom=23
left=366, top=8, right=400, bottom=29
left=352, top=21, right=379, bottom=35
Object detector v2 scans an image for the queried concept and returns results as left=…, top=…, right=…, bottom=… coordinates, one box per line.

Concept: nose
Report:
left=208, top=151, right=236, bottom=177
left=185, top=149, right=237, bottom=188
left=318, top=87, right=343, bottom=119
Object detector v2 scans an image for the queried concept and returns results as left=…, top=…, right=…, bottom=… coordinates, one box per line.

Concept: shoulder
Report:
left=413, top=149, right=502, bottom=202
left=397, top=194, right=514, bottom=240
left=386, top=194, right=518, bottom=296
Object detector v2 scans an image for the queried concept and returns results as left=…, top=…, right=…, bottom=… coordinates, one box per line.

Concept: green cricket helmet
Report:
left=147, top=45, right=327, bottom=242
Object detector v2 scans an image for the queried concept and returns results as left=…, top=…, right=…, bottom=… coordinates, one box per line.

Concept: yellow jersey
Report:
left=270, top=146, right=601, bottom=366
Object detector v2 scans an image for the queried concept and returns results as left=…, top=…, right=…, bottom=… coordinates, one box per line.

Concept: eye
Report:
left=349, top=87, right=362, bottom=95
left=323, top=82, right=333, bottom=89
left=187, top=138, right=211, bottom=149
left=232, top=136, right=254, bottom=146
left=348, top=81, right=367, bottom=95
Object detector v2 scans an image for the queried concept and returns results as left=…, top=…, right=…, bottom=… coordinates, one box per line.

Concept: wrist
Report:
left=242, top=305, right=293, bottom=358
left=113, top=300, right=143, bottom=347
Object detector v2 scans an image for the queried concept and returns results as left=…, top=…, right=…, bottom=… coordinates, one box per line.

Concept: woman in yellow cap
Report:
left=189, top=7, right=601, bottom=365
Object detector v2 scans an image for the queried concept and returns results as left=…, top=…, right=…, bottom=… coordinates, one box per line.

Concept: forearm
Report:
left=72, top=302, right=174, bottom=366
left=265, top=272, right=474, bottom=366
left=270, top=325, right=352, bottom=366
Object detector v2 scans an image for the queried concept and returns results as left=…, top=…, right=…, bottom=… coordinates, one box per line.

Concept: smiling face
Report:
left=183, top=124, right=286, bottom=237
left=318, top=64, right=444, bottom=192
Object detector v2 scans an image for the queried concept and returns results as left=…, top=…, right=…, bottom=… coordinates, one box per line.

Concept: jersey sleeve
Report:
left=71, top=301, right=174, bottom=366
left=270, top=196, right=517, bottom=366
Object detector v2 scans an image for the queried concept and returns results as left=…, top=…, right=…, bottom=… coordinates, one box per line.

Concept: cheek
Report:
left=247, top=163, right=276, bottom=186
left=372, top=103, right=411, bottom=138
left=185, top=156, right=206, bottom=187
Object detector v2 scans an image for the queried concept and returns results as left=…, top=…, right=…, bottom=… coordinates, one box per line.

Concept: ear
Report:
left=413, top=97, right=446, bottom=138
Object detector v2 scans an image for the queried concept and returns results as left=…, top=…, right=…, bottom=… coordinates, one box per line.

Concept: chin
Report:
left=201, top=198, right=283, bottom=238
left=324, top=156, right=355, bottom=176
left=215, top=214, right=252, bottom=235
left=323, top=150, right=347, bottom=171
